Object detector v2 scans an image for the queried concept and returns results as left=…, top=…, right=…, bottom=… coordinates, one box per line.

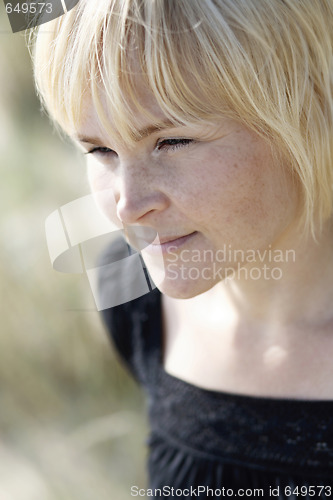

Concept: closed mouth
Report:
left=151, top=232, right=197, bottom=245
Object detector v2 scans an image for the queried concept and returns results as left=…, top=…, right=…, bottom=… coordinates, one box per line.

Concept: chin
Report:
left=142, top=249, right=221, bottom=299
left=150, top=271, right=217, bottom=299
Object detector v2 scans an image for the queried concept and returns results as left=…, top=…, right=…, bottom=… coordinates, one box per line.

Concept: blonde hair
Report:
left=31, top=0, right=333, bottom=236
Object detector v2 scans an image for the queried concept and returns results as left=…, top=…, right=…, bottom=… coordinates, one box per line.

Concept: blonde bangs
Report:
left=32, top=0, right=333, bottom=236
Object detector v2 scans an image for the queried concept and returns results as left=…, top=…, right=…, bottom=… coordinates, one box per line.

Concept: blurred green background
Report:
left=0, top=7, right=147, bottom=500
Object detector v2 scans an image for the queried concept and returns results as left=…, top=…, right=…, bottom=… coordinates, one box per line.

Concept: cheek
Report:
left=180, top=144, right=297, bottom=241
left=87, top=158, right=121, bottom=226
left=176, top=147, right=259, bottom=215
left=87, top=157, right=111, bottom=191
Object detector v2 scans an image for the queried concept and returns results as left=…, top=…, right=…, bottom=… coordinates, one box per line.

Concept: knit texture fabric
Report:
left=99, top=242, right=333, bottom=497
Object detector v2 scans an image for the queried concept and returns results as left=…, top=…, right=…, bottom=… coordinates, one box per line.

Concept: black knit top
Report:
left=99, top=240, right=333, bottom=498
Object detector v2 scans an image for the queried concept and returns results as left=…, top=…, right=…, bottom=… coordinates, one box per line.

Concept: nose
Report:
left=115, top=160, right=169, bottom=225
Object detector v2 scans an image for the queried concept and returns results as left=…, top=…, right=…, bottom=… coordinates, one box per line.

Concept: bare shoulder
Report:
left=161, top=293, right=333, bottom=400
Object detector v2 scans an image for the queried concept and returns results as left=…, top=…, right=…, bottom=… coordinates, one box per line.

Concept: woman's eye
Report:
left=156, top=138, right=194, bottom=151
left=85, top=146, right=115, bottom=156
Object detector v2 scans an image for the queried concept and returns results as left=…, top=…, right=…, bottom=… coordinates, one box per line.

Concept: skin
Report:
left=75, top=92, right=299, bottom=297
left=73, top=89, right=333, bottom=399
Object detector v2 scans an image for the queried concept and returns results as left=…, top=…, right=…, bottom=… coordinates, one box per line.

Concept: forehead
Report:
left=73, top=82, right=183, bottom=147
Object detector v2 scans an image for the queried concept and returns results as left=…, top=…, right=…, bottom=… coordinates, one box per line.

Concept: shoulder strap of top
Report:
left=98, top=237, right=162, bottom=387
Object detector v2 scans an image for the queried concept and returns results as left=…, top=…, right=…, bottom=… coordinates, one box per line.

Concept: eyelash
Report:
left=156, top=138, right=194, bottom=151
left=85, top=138, right=194, bottom=156
left=84, top=146, right=113, bottom=156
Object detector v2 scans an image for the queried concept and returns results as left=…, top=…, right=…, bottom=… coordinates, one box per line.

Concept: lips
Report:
left=123, top=225, right=198, bottom=253
left=143, top=231, right=198, bottom=255
left=152, top=232, right=197, bottom=245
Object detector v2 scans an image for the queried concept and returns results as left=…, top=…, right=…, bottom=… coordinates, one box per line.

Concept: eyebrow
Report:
left=75, top=119, right=176, bottom=145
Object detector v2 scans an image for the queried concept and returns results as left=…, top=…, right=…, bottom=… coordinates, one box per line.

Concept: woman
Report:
left=32, top=0, right=333, bottom=497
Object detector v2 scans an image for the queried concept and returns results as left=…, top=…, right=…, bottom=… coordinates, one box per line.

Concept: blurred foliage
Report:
left=0, top=7, right=147, bottom=500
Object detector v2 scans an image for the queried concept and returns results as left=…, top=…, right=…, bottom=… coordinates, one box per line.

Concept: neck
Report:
left=215, top=218, right=333, bottom=332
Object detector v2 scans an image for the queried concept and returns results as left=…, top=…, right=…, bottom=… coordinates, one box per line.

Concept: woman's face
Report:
left=75, top=91, right=299, bottom=299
